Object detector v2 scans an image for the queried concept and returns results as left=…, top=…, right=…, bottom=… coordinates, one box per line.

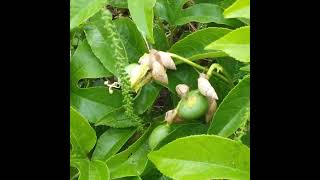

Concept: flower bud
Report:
left=176, top=84, right=190, bottom=97
left=198, top=73, right=218, bottom=100
left=155, top=51, right=176, bottom=70
left=165, top=109, right=177, bottom=124
left=205, top=98, right=217, bottom=123
left=124, top=63, right=150, bottom=92
left=138, top=53, right=153, bottom=68
left=152, top=60, right=168, bottom=84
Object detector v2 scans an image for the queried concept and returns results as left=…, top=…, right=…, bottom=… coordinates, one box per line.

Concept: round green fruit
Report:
left=177, top=90, right=209, bottom=120
left=148, top=124, right=171, bottom=149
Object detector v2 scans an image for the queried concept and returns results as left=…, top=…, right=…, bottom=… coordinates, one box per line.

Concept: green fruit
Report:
left=177, top=90, right=209, bottom=120
left=148, top=124, right=171, bottom=149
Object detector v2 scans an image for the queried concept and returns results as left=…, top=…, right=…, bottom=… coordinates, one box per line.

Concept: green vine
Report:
left=101, top=9, right=142, bottom=126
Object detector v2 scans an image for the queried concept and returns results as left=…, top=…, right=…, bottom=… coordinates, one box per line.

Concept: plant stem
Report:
left=169, top=53, right=234, bottom=87
left=168, top=53, right=207, bottom=72
left=207, top=64, right=234, bottom=88
left=212, top=71, right=234, bottom=88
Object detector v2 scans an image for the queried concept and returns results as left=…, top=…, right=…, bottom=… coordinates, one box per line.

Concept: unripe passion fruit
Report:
left=177, top=90, right=209, bottom=121
left=148, top=124, right=171, bottom=149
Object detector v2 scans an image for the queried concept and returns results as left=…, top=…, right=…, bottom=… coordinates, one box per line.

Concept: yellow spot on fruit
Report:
left=186, top=95, right=197, bottom=107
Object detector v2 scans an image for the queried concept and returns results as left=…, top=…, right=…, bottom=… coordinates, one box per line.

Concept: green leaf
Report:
left=114, top=176, right=142, bottom=180
left=106, top=125, right=153, bottom=179
left=70, top=159, right=110, bottom=180
left=70, top=0, right=108, bottom=30
left=208, top=76, right=250, bottom=137
left=224, top=0, right=250, bottom=19
left=95, top=107, right=141, bottom=128
left=70, top=166, right=79, bottom=179
left=148, top=135, right=250, bottom=180
left=70, top=41, right=123, bottom=123
left=240, top=64, right=250, bottom=72
left=166, top=64, right=198, bottom=94
left=155, top=0, right=241, bottom=27
left=84, top=16, right=128, bottom=75
left=114, top=18, right=149, bottom=63
left=205, top=26, right=250, bottom=62
left=194, top=0, right=236, bottom=9
left=209, top=73, right=233, bottom=103
left=216, top=57, right=248, bottom=83
left=153, top=21, right=170, bottom=51
left=155, top=123, right=207, bottom=150
left=169, top=27, right=231, bottom=61
left=108, top=0, right=127, bottom=8
left=70, top=107, right=97, bottom=158
left=241, top=131, right=250, bottom=147
left=92, top=127, right=137, bottom=161
left=128, top=0, right=156, bottom=43
left=134, top=83, right=161, bottom=114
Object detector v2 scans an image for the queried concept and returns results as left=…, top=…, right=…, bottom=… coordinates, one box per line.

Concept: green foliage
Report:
left=148, top=135, right=250, bottom=180
left=155, top=0, right=242, bottom=27
left=70, top=0, right=250, bottom=179
left=206, top=26, right=250, bottom=62
left=224, top=0, right=250, bottom=19
left=128, top=0, right=156, bottom=43
left=70, top=107, right=96, bottom=158
left=208, top=76, right=250, bottom=137
left=70, top=0, right=108, bottom=30
left=169, top=27, right=231, bottom=61
left=70, top=159, right=110, bottom=180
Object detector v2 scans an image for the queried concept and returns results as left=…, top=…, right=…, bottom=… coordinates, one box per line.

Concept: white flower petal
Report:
left=156, top=51, right=176, bottom=70
left=165, top=109, right=177, bottom=124
left=198, top=74, right=218, bottom=100
left=175, top=84, right=189, bottom=97
left=152, top=60, right=168, bottom=84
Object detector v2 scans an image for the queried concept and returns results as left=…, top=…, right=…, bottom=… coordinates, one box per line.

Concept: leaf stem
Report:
left=168, top=53, right=207, bottom=72
left=207, top=63, right=234, bottom=88
left=169, top=53, right=234, bottom=87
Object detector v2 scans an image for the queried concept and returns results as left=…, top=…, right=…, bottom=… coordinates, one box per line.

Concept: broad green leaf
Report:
left=241, top=131, right=250, bottom=147
left=166, top=64, right=199, bottom=94
left=114, top=18, right=149, bottom=63
left=70, top=41, right=123, bottom=123
left=70, top=166, right=79, bottom=179
left=70, top=107, right=96, bottom=158
left=169, top=27, right=231, bottom=61
left=70, top=0, right=108, bottom=30
left=153, top=21, right=170, bottom=51
left=208, top=76, right=250, bottom=137
left=209, top=73, right=233, bottom=104
left=134, top=83, right=161, bottom=114
left=224, top=0, right=250, bottom=19
left=95, top=107, right=141, bottom=128
left=155, top=0, right=241, bottom=27
left=84, top=15, right=128, bottom=75
left=205, top=26, right=250, bottom=62
left=194, top=0, right=236, bottom=8
left=70, top=159, right=110, bottom=180
left=148, top=135, right=250, bottom=180
left=240, top=64, right=250, bottom=72
left=108, top=0, right=127, bottom=8
left=92, top=127, right=137, bottom=161
left=95, top=83, right=160, bottom=127
left=128, top=0, right=156, bottom=43
left=106, top=125, right=153, bottom=179
left=155, top=123, right=207, bottom=150
left=114, top=176, right=142, bottom=180
left=216, top=57, right=248, bottom=83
